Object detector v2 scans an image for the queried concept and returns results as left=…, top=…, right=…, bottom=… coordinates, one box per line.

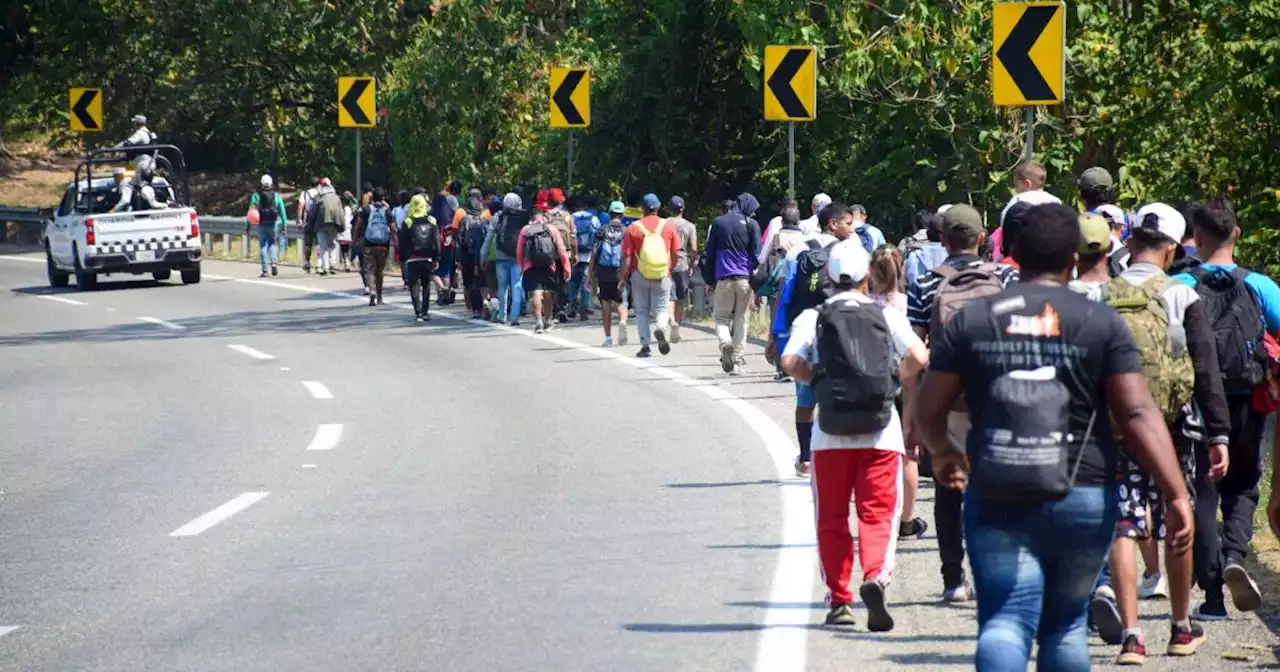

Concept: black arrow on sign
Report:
left=553, top=70, right=586, bottom=125
left=72, top=90, right=100, bottom=130
left=996, top=5, right=1057, bottom=101
left=767, top=49, right=812, bottom=119
left=341, top=78, right=372, bottom=125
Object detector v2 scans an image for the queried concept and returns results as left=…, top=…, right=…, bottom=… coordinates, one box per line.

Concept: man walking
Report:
left=704, top=194, right=763, bottom=374
left=569, top=194, right=602, bottom=320
left=590, top=201, right=630, bottom=347
left=621, top=193, right=680, bottom=358
left=314, top=182, right=345, bottom=276
left=248, top=174, right=287, bottom=278
left=517, top=211, right=573, bottom=333
left=353, top=188, right=396, bottom=306
left=297, top=177, right=321, bottom=272
left=667, top=195, right=697, bottom=343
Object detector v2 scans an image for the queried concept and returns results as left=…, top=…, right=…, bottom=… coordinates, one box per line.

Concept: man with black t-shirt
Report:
left=915, top=203, right=1193, bottom=672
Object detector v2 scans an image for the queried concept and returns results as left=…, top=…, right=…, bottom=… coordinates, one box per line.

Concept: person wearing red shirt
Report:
left=620, top=193, right=680, bottom=357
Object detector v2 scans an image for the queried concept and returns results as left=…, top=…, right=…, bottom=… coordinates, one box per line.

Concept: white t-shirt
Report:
left=782, top=291, right=923, bottom=453
left=786, top=232, right=837, bottom=261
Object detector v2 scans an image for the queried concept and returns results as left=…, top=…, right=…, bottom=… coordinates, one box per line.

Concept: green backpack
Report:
left=1103, top=274, right=1195, bottom=427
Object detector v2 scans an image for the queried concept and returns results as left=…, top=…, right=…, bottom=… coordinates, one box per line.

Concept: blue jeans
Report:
left=496, top=259, right=524, bottom=322
left=966, top=485, right=1117, bottom=672
left=569, top=261, right=592, bottom=312
left=258, top=230, right=279, bottom=273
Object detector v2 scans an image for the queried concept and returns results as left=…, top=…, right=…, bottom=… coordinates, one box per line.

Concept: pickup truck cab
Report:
left=43, top=144, right=202, bottom=290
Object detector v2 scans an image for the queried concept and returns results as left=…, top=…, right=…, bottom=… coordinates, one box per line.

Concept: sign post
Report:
left=549, top=67, right=590, bottom=189
left=338, top=76, right=376, bottom=193
left=763, top=46, right=817, bottom=197
left=992, top=2, right=1065, bottom=160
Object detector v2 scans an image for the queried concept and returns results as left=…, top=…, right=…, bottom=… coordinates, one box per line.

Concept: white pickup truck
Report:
left=43, top=145, right=202, bottom=290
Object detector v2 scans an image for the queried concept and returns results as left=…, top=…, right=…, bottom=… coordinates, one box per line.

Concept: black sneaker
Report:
left=376, top=296, right=384, bottom=306
left=303, top=263, right=311, bottom=273
left=1167, top=621, right=1205, bottom=656
left=1191, top=599, right=1229, bottom=622
left=654, top=328, right=671, bottom=355
left=270, top=265, right=278, bottom=276
left=556, top=310, right=568, bottom=324
left=824, top=603, right=856, bottom=626
left=1091, top=591, right=1123, bottom=644
left=1116, top=633, right=1147, bottom=665
left=422, top=313, right=431, bottom=322
left=1224, top=563, right=1262, bottom=612
left=899, top=518, right=929, bottom=540
left=636, top=346, right=652, bottom=358
left=859, top=580, right=894, bottom=632
left=368, top=296, right=377, bottom=307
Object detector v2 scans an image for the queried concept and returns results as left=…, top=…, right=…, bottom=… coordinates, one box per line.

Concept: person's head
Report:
left=565, top=194, right=584, bottom=212
left=781, top=202, right=801, bottom=229
left=827, top=240, right=872, bottom=292
left=1077, top=212, right=1112, bottom=276
left=1126, top=203, right=1187, bottom=270
left=721, top=198, right=737, bottom=215
left=642, top=193, right=661, bottom=215
left=1191, top=199, right=1238, bottom=253
left=131, top=114, right=147, bottom=128
left=447, top=180, right=462, bottom=196
left=503, top=192, right=523, bottom=211
left=533, top=188, right=550, bottom=213
left=736, top=193, right=760, bottom=219
left=1094, top=204, right=1128, bottom=238
left=341, top=190, right=356, bottom=206
left=413, top=186, right=427, bottom=196
left=547, top=187, right=566, bottom=208
left=1001, top=201, right=1033, bottom=259
left=820, top=202, right=855, bottom=240
left=924, top=211, right=944, bottom=243
left=320, top=177, right=333, bottom=188
left=913, top=209, right=932, bottom=233
left=868, top=245, right=904, bottom=296
left=362, top=181, right=373, bottom=194
left=1078, top=167, right=1114, bottom=209
left=310, top=176, right=321, bottom=188
left=1012, top=160, right=1047, bottom=193
left=487, top=199, right=503, bottom=216
left=113, top=167, right=126, bottom=185
left=849, top=204, right=867, bottom=225
left=1017, top=204, right=1080, bottom=282
left=482, top=186, right=498, bottom=202
left=466, top=194, right=484, bottom=215
left=584, top=194, right=599, bottom=211
left=625, top=188, right=643, bottom=208
left=372, top=187, right=387, bottom=203
left=259, top=174, right=274, bottom=190
left=608, top=200, right=625, bottom=220
left=941, top=204, right=985, bottom=254
left=668, top=195, right=685, bottom=215
left=811, top=193, right=832, bottom=218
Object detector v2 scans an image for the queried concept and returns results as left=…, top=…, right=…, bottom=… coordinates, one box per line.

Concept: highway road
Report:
left=0, top=249, right=1275, bottom=671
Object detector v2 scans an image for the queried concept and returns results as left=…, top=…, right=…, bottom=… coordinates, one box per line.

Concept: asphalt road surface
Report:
left=0, top=249, right=1276, bottom=671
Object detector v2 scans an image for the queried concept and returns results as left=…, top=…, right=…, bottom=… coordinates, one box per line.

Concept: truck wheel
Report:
left=73, top=246, right=97, bottom=291
left=153, top=269, right=172, bottom=282
left=181, top=264, right=201, bottom=285
left=46, top=247, right=70, bottom=288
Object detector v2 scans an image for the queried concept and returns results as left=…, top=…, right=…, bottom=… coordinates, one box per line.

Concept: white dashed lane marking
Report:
left=137, top=316, right=184, bottom=330
left=227, top=344, right=275, bottom=360
left=0, top=625, right=20, bottom=638
left=306, top=424, right=343, bottom=451
left=169, top=492, right=271, bottom=537
left=301, top=381, right=333, bottom=400
left=33, top=294, right=86, bottom=306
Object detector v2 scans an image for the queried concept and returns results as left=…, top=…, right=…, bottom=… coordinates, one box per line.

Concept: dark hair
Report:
left=413, top=186, right=428, bottom=196
left=362, top=181, right=373, bottom=192
left=721, top=199, right=736, bottom=214
left=372, top=187, right=387, bottom=202
left=565, top=194, right=583, bottom=211
left=942, top=223, right=981, bottom=252
left=914, top=210, right=932, bottom=232
left=397, top=189, right=411, bottom=205
left=1016, top=204, right=1080, bottom=277
left=1001, top=202, right=1033, bottom=257
left=781, top=205, right=801, bottom=227
left=1192, top=199, right=1237, bottom=243
left=625, top=188, right=643, bottom=208
left=1080, top=183, right=1113, bottom=209
left=819, top=201, right=849, bottom=232
left=1128, top=226, right=1178, bottom=253
left=447, top=180, right=462, bottom=195
left=487, top=199, right=502, bottom=215
left=585, top=194, right=599, bottom=209
left=925, top=213, right=944, bottom=242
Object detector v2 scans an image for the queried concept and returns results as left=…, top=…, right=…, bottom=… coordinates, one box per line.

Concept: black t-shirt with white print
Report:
left=929, top=282, right=1143, bottom=487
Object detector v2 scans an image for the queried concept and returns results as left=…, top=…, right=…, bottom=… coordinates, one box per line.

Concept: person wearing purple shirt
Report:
left=703, top=193, right=762, bottom=375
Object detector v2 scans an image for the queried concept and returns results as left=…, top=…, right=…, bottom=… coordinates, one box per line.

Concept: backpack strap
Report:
left=804, top=239, right=823, bottom=252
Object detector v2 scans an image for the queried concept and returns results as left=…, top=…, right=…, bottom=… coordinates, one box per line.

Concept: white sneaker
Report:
left=602, top=337, right=613, bottom=347
left=670, top=323, right=682, bottom=343
left=943, top=582, right=972, bottom=603
left=618, top=325, right=628, bottom=346
left=1138, top=572, right=1169, bottom=600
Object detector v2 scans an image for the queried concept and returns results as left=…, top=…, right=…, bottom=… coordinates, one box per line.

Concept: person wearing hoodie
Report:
left=482, top=193, right=531, bottom=325
left=456, top=192, right=489, bottom=318
left=704, top=193, right=763, bottom=375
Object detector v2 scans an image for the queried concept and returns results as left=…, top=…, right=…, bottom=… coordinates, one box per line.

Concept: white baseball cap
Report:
left=260, top=174, right=274, bottom=188
left=936, top=204, right=954, bottom=215
left=1134, top=202, right=1186, bottom=243
left=812, top=192, right=832, bottom=208
left=826, top=240, right=871, bottom=285
left=132, top=114, right=147, bottom=124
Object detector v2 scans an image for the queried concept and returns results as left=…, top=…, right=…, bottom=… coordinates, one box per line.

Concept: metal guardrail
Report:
left=198, top=215, right=306, bottom=261
left=0, top=206, right=53, bottom=245
left=0, top=206, right=52, bottom=224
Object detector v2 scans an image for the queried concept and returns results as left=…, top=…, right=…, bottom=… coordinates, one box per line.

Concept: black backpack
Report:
left=256, top=190, right=280, bottom=226
left=784, top=240, right=839, bottom=330
left=497, top=208, right=531, bottom=257
left=1106, top=247, right=1131, bottom=278
left=524, top=223, right=557, bottom=269
left=461, top=214, right=487, bottom=257
left=410, top=218, right=440, bottom=257
left=1191, top=267, right=1267, bottom=394
left=812, top=299, right=896, bottom=435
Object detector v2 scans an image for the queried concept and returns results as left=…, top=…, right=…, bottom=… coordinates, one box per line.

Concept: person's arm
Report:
left=620, top=226, right=635, bottom=283
left=1183, top=299, right=1231, bottom=467
left=666, top=225, right=679, bottom=274
left=780, top=310, right=818, bottom=383
left=277, top=194, right=289, bottom=233
left=906, top=274, right=930, bottom=341
left=748, top=219, right=763, bottom=271
left=702, top=223, right=719, bottom=286
left=351, top=208, right=366, bottom=242
left=515, top=227, right=527, bottom=269
left=757, top=223, right=776, bottom=265
left=688, top=223, right=699, bottom=259
left=555, top=227, right=571, bottom=278
left=1246, top=274, right=1280, bottom=334
left=481, top=219, right=497, bottom=269
left=914, top=306, right=971, bottom=488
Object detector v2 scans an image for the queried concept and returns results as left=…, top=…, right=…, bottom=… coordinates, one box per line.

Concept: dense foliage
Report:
left=4, top=0, right=1279, bottom=266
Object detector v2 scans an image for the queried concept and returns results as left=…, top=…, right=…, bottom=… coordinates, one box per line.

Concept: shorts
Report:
left=671, top=270, right=691, bottom=300
left=435, top=248, right=456, bottom=279
left=524, top=266, right=558, bottom=293
left=596, top=267, right=623, bottom=303
left=1116, top=442, right=1195, bottom=541
left=795, top=382, right=816, bottom=408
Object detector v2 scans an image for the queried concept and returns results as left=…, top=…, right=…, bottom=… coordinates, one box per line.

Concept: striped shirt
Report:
left=906, top=254, right=1019, bottom=327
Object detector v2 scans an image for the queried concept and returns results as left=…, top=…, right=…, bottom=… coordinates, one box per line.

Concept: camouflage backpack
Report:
left=1103, top=274, right=1196, bottom=427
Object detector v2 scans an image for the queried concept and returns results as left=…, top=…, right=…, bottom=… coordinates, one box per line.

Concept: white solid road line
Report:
left=302, top=381, right=333, bottom=399
left=138, top=316, right=184, bottom=330
left=306, top=424, right=343, bottom=451
left=0, top=255, right=43, bottom=263
left=227, top=344, right=275, bottom=360
left=206, top=273, right=813, bottom=672
left=169, top=492, right=271, bottom=537
left=0, top=625, right=20, bottom=638
left=33, top=294, right=86, bottom=306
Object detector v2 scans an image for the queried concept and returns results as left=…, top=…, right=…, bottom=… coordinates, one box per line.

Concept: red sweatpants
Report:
left=812, top=449, right=903, bottom=605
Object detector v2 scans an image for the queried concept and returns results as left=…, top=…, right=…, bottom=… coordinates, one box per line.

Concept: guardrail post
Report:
left=221, top=233, right=230, bottom=256
left=691, top=275, right=707, bottom=317
left=201, top=232, right=211, bottom=254
left=240, top=232, right=249, bottom=259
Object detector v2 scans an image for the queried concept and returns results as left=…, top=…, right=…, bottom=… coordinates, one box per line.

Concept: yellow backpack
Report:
left=637, top=219, right=669, bottom=280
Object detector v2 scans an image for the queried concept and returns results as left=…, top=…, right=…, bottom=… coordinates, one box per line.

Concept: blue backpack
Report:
left=856, top=226, right=875, bottom=254
left=364, top=205, right=391, bottom=244
left=596, top=222, right=624, bottom=268
left=573, top=212, right=599, bottom=253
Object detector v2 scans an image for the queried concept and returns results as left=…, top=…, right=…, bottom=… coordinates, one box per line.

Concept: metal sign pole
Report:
left=1023, top=107, right=1034, bottom=161
left=568, top=131, right=574, bottom=191
left=355, top=129, right=362, bottom=196
left=787, top=122, right=796, bottom=197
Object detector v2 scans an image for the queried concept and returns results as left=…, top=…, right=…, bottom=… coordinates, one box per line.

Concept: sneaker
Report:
left=1091, top=590, right=1124, bottom=644
left=509, top=320, right=521, bottom=327
left=534, top=322, right=545, bottom=334
left=1192, top=600, right=1229, bottom=622
left=943, top=581, right=972, bottom=604
left=602, top=337, right=614, bottom=348
left=303, top=263, right=311, bottom=273
left=719, top=342, right=735, bottom=373
left=1224, top=563, right=1262, bottom=612
left=271, top=265, right=278, bottom=276
left=579, top=312, right=589, bottom=323
left=1138, top=573, right=1169, bottom=600
left=415, top=316, right=426, bottom=323
left=859, top=580, right=894, bottom=632
left=556, top=310, right=568, bottom=324
left=1166, top=621, right=1205, bottom=656
left=376, top=296, right=384, bottom=306
left=899, top=518, right=929, bottom=541
left=1116, top=633, right=1147, bottom=665
left=794, top=458, right=810, bottom=478
left=259, top=272, right=269, bottom=278
left=422, top=314, right=432, bottom=322
left=636, top=346, right=652, bottom=358
left=362, top=286, right=371, bottom=296
left=318, top=269, right=327, bottom=276
left=655, top=328, right=671, bottom=355
left=544, top=319, right=557, bottom=332
left=824, top=603, right=856, bottom=627
left=670, top=323, right=682, bottom=343
left=729, top=364, right=744, bottom=377
left=368, top=297, right=376, bottom=307
left=618, top=326, right=628, bottom=346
